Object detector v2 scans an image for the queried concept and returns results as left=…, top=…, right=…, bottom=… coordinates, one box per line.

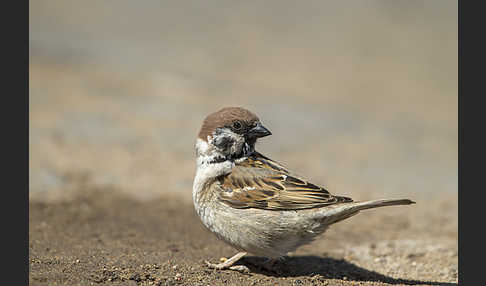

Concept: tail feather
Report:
left=347, top=198, right=415, bottom=211
left=322, top=198, right=415, bottom=225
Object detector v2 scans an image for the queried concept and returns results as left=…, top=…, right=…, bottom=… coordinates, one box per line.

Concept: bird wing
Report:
left=217, top=152, right=353, bottom=210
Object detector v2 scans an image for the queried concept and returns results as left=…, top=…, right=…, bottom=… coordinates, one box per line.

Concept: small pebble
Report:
left=175, top=273, right=182, bottom=281
left=374, top=257, right=385, bottom=263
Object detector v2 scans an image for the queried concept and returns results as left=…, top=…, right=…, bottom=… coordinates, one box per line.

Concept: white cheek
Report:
left=194, top=138, right=234, bottom=181
left=196, top=138, right=210, bottom=155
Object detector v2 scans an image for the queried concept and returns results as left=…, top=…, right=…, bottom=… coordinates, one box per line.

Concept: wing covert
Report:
left=217, top=152, right=353, bottom=210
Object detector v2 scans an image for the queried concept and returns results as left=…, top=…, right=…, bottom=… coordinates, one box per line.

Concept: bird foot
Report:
left=205, top=261, right=250, bottom=273
left=204, top=252, right=249, bottom=273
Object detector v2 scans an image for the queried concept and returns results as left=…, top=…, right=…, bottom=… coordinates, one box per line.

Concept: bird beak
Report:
left=247, top=122, right=272, bottom=138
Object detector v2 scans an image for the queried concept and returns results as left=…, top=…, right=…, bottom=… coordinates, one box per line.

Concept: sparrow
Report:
left=192, top=107, right=415, bottom=273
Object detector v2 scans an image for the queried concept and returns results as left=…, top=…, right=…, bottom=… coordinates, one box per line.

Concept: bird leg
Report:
left=205, top=252, right=249, bottom=272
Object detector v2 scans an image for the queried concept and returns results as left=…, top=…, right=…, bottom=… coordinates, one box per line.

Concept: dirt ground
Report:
left=29, top=186, right=457, bottom=286
left=29, top=2, right=457, bottom=285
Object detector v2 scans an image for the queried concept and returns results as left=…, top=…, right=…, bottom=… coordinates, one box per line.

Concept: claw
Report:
left=229, top=265, right=250, bottom=273
left=204, top=252, right=248, bottom=272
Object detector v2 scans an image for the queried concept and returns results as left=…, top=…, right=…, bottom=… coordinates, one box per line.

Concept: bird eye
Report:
left=232, top=121, right=242, bottom=130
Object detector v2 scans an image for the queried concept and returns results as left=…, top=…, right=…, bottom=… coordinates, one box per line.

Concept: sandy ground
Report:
left=29, top=1, right=457, bottom=285
left=29, top=186, right=457, bottom=286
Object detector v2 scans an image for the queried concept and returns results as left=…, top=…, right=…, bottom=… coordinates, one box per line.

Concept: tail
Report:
left=322, top=198, right=415, bottom=225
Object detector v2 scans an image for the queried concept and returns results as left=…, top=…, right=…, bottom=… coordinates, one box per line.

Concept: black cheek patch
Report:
left=213, top=136, right=231, bottom=149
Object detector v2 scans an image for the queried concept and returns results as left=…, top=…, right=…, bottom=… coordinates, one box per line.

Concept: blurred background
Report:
left=29, top=0, right=457, bottom=202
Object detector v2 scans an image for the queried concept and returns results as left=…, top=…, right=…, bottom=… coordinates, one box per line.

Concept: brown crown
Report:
left=198, top=107, right=260, bottom=140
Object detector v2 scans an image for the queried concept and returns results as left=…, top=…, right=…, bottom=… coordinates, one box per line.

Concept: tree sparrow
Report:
left=193, top=107, right=415, bottom=273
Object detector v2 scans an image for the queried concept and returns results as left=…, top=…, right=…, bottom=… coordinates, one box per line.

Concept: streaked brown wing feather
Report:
left=218, top=152, right=353, bottom=210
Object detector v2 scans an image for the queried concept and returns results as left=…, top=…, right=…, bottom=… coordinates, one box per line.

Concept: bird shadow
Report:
left=240, top=255, right=456, bottom=285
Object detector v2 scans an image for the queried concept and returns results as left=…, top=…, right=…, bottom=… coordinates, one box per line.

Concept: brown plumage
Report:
left=198, top=107, right=259, bottom=140
left=217, top=152, right=353, bottom=210
left=192, top=106, right=415, bottom=273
